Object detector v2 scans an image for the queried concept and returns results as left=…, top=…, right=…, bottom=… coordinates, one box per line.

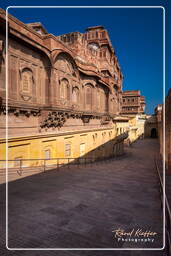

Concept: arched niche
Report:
left=60, top=78, right=70, bottom=100
left=54, top=52, right=77, bottom=78
left=84, top=83, right=94, bottom=111
left=72, top=86, right=79, bottom=104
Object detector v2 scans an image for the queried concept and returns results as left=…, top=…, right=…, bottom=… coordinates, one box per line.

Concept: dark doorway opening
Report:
left=151, top=128, right=157, bottom=138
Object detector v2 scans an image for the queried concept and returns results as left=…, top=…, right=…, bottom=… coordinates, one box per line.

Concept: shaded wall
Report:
left=0, top=127, right=127, bottom=169
left=165, top=89, right=171, bottom=173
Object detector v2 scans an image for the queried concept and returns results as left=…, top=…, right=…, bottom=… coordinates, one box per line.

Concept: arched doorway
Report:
left=151, top=128, right=157, bottom=138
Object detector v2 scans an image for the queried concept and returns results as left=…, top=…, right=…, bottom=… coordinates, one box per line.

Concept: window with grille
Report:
left=85, top=85, right=93, bottom=109
left=65, top=143, right=71, bottom=157
left=80, top=143, right=85, bottom=157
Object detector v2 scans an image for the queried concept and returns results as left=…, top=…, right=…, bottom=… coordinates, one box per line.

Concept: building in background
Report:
left=121, top=90, right=145, bottom=116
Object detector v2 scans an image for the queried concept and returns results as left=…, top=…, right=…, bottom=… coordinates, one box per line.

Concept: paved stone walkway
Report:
left=0, top=139, right=165, bottom=256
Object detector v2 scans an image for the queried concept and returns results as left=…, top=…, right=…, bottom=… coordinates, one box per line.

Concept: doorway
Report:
left=151, top=128, right=157, bottom=138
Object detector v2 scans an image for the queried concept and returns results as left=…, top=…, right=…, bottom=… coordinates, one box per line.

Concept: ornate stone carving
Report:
left=20, top=95, right=32, bottom=101
left=40, top=111, right=68, bottom=128
left=3, top=106, right=41, bottom=117
left=55, top=54, right=76, bottom=77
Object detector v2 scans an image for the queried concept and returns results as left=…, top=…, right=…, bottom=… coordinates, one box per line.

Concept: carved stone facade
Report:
left=0, top=10, right=124, bottom=138
left=121, top=90, right=145, bottom=115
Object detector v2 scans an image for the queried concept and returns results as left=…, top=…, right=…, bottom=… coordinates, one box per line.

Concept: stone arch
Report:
left=53, top=52, right=78, bottom=77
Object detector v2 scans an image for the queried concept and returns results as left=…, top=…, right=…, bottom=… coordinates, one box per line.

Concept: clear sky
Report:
left=1, top=0, right=170, bottom=114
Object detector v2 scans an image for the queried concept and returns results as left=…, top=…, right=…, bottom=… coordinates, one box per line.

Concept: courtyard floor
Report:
left=0, top=139, right=164, bottom=256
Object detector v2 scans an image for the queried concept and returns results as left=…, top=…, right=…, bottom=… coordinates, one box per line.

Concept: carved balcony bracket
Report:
left=81, top=114, right=93, bottom=124
left=100, top=115, right=111, bottom=125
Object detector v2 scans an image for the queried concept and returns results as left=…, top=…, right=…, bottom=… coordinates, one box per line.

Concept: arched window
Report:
left=104, top=91, right=108, bottom=112
left=85, top=84, right=93, bottom=110
left=60, top=78, right=70, bottom=100
left=21, top=68, right=33, bottom=93
left=97, top=89, right=100, bottom=110
left=72, top=87, right=79, bottom=103
left=99, top=86, right=108, bottom=112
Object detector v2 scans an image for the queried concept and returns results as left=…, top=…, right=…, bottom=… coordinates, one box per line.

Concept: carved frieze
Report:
left=0, top=105, right=41, bottom=117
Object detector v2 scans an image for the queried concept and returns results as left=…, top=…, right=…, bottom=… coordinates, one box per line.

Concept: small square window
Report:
left=14, top=157, right=22, bottom=167
left=45, top=149, right=51, bottom=159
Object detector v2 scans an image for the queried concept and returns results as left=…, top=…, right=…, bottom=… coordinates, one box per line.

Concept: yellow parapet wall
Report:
left=0, top=127, right=127, bottom=169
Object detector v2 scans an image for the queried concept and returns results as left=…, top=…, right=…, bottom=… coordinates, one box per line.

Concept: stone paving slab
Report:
left=0, top=139, right=165, bottom=255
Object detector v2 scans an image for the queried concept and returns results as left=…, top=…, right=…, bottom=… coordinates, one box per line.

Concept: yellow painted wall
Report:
left=115, top=122, right=129, bottom=136
left=0, top=127, right=125, bottom=168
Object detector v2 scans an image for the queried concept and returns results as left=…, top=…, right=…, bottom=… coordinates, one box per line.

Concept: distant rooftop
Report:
left=27, top=22, right=48, bottom=35
left=122, top=90, right=141, bottom=96
left=85, top=25, right=104, bottom=31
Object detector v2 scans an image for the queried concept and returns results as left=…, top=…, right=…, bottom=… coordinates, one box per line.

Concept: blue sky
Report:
left=1, top=0, right=170, bottom=114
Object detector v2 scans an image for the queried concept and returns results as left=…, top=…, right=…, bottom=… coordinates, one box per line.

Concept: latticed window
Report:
left=72, top=87, right=79, bottom=103
left=80, top=143, right=85, bottom=157
left=97, top=91, right=100, bottom=110
left=22, top=69, right=32, bottom=93
left=60, top=79, right=70, bottom=100
left=65, top=143, right=71, bottom=157
left=86, top=87, right=91, bottom=105
left=85, top=85, right=93, bottom=109
left=104, top=92, right=108, bottom=111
